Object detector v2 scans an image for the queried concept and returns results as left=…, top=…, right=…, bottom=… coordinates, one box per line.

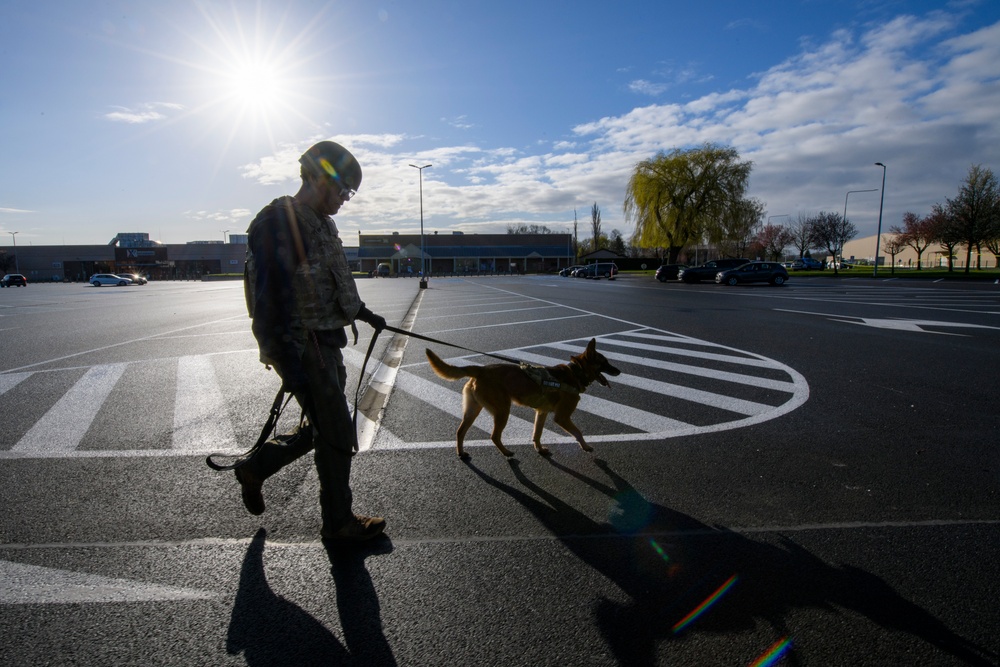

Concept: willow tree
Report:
left=624, top=144, right=752, bottom=264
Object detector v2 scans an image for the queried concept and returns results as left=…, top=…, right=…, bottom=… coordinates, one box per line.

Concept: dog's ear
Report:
left=585, top=338, right=597, bottom=356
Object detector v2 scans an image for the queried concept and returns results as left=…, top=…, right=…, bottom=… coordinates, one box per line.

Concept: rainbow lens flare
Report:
left=672, top=574, right=739, bottom=634
left=749, top=637, right=792, bottom=667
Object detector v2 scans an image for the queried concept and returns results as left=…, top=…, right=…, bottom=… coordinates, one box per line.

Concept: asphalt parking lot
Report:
left=1, top=275, right=998, bottom=665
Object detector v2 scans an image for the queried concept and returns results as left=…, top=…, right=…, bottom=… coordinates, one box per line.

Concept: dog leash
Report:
left=351, top=324, right=523, bottom=430
left=205, top=386, right=294, bottom=471
left=380, top=324, right=523, bottom=364
left=207, top=324, right=529, bottom=471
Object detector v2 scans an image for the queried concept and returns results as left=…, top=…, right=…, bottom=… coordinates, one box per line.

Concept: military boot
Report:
left=234, top=423, right=314, bottom=515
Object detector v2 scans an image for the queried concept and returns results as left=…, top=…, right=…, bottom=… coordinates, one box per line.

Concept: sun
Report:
left=224, top=58, right=282, bottom=117
left=176, top=1, right=339, bottom=150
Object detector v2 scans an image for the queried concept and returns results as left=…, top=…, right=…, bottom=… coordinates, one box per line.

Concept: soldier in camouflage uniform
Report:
left=237, top=140, right=388, bottom=542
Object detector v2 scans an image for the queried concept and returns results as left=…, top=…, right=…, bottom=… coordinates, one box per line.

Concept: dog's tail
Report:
left=426, top=348, right=481, bottom=381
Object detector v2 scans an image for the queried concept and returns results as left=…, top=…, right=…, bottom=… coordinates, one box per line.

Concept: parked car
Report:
left=560, top=265, right=585, bottom=277
left=574, top=262, right=618, bottom=279
left=791, top=257, right=823, bottom=270
left=654, top=264, right=687, bottom=282
left=715, top=261, right=789, bottom=286
left=1, top=273, right=28, bottom=287
left=117, top=273, right=147, bottom=284
left=89, top=273, right=132, bottom=286
left=677, top=258, right=750, bottom=283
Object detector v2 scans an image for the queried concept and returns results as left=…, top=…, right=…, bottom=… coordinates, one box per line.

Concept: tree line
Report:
left=506, top=144, right=998, bottom=272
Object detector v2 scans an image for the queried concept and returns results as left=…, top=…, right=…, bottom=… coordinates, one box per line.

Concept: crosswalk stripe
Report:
left=0, top=372, right=32, bottom=396
left=13, top=364, right=128, bottom=453
left=172, top=356, right=237, bottom=451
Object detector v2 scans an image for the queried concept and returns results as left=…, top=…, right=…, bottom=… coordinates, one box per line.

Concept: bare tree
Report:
left=756, top=223, right=794, bottom=261
left=945, top=164, right=998, bottom=273
left=788, top=214, right=814, bottom=259
left=890, top=212, right=936, bottom=270
left=928, top=203, right=962, bottom=272
left=882, top=234, right=906, bottom=274
left=590, top=202, right=602, bottom=250
left=573, top=209, right=579, bottom=262
left=809, top=211, right=857, bottom=276
left=506, top=223, right=553, bottom=234
left=717, top=197, right=764, bottom=258
left=606, top=229, right=624, bottom=255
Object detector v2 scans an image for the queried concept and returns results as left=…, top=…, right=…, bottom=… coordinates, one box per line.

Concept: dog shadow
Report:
left=226, top=528, right=396, bottom=667
left=465, top=458, right=996, bottom=666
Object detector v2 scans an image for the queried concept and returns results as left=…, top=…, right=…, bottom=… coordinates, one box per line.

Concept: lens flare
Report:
left=749, top=637, right=792, bottom=667
left=672, top=573, right=738, bottom=634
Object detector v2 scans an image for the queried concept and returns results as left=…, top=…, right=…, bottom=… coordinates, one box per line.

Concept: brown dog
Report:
left=425, top=338, right=621, bottom=458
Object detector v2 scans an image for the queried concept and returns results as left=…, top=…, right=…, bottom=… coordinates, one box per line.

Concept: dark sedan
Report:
left=1, top=273, right=28, bottom=287
left=715, top=261, right=789, bottom=286
left=678, top=258, right=750, bottom=283
left=654, top=264, right=687, bottom=282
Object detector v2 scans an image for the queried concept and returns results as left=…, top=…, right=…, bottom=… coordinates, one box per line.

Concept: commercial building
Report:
left=2, top=231, right=575, bottom=282
left=1, top=233, right=247, bottom=282
left=356, top=231, right=574, bottom=276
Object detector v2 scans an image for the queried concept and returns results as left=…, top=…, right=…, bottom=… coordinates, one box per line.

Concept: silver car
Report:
left=89, top=273, right=133, bottom=286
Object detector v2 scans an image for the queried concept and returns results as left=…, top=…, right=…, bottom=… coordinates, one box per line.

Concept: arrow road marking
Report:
left=776, top=309, right=1000, bottom=335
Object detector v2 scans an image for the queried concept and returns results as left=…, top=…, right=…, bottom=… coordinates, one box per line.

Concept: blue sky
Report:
left=2, top=0, right=999, bottom=248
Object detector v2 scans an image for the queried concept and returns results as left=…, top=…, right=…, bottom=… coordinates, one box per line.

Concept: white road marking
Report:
left=776, top=309, right=1000, bottom=333
left=0, top=559, right=214, bottom=604
left=13, top=363, right=127, bottom=453
left=172, top=356, right=237, bottom=451
left=0, top=372, right=31, bottom=395
left=376, top=329, right=809, bottom=451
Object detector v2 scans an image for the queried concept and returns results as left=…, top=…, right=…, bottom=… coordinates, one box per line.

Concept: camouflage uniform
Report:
left=243, top=196, right=374, bottom=532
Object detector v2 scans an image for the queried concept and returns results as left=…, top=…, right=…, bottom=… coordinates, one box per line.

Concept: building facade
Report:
left=1, top=231, right=576, bottom=282
left=1, top=233, right=248, bottom=282
left=356, top=232, right=574, bottom=276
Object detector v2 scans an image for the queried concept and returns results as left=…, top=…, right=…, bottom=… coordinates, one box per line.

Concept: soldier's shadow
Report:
left=226, top=528, right=396, bottom=667
left=466, top=458, right=996, bottom=667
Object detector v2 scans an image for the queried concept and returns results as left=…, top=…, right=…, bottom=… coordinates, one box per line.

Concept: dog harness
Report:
left=520, top=363, right=582, bottom=394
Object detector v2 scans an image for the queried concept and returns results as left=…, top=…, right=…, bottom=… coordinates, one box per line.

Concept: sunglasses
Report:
left=336, top=184, right=356, bottom=200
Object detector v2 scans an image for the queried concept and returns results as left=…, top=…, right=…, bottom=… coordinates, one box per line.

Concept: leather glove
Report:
left=356, top=305, right=387, bottom=333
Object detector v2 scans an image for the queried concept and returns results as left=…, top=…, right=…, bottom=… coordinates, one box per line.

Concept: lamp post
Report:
left=873, top=163, right=886, bottom=277
left=409, top=163, right=431, bottom=288
left=767, top=214, right=789, bottom=225
left=842, top=189, right=877, bottom=268
left=9, top=232, right=18, bottom=274
left=221, top=229, right=229, bottom=244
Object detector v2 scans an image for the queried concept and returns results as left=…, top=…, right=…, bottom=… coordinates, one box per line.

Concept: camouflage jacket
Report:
left=245, top=196, right=363, bottom=366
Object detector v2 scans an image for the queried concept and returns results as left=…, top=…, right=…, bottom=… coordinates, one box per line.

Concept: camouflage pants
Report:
left=264, top=330, right=357, bottom=533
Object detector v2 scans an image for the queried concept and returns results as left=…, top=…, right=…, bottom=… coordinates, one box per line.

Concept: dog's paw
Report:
left=534, top=446, right=552, bottom=457
left=580, top=443, right=594, bottom=452
left=457, top=451, right=470, bottom=460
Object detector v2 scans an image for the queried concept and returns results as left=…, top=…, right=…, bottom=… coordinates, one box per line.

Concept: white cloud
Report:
left=242, top=13, right=1000, bottom=241
left=104, top=102, right=183, bottom=124
left=629, top=79, right=669, bottom=96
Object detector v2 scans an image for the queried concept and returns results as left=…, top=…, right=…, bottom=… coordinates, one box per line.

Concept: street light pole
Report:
left=409, top=163, right=431, bottom=288
left=842, top=189, right=877, bottom=268
left=873, top=163, right=887, bottom=277
left=221, top=229, right=229, bottom=244
left=9, top=232, right=18, bottom=274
